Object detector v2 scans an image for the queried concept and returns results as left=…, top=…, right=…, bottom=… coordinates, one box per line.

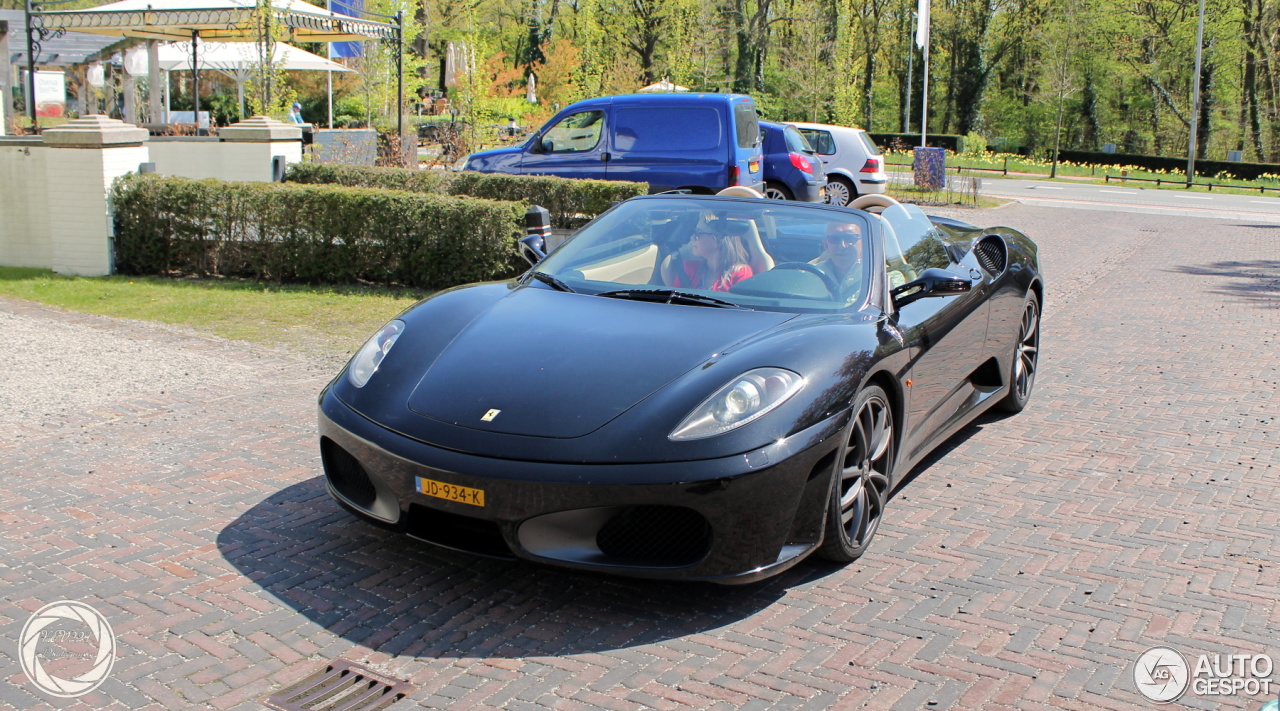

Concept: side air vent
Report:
left=974, top=236, right=1008, bottom=276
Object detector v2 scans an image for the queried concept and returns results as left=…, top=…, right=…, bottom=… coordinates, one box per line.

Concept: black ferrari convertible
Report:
left=318, top=192, right=1043, bottom=583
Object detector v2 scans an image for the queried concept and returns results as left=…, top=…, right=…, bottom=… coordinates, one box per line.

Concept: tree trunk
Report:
left=1148, top=78, right=1161, bottom=154
left=1242, top=0, right=1264, bottom=160
left=862, top=51, right=875, bottom=129
left=1080, top=73, right=1100, bottom=150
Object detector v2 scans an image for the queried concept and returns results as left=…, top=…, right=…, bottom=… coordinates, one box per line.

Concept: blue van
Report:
left=463, top=93, right=764, bottom=194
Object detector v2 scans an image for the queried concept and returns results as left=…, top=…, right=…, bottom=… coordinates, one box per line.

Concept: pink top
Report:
left=673, top=260, right=753, bottom=292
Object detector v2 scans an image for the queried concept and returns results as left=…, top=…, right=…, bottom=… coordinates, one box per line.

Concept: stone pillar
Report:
left=42, top=115, right=149, bottom=276
left=217, top=116, right=303, bottom=182
left=123, top=74, right=138, bottom=125
left=0, top=20, right=10, bottom=135
left=147, top=40, right=163, bottom=124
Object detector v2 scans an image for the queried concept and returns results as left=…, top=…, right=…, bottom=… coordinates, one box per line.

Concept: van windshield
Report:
left=532, top=198, right=872, bottom=313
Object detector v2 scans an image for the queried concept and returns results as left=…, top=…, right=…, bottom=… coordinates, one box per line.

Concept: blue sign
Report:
left=328, top=0, right=364, bottom=58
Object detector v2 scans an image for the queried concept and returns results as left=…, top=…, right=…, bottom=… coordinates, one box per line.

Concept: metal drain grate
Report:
left=265, top=660, right=413, bottom=711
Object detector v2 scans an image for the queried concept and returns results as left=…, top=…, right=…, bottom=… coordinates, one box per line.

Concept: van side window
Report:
left=613, top=108, right=722, bottom=153
left=799, top=129, right=836, bottom=155
left=540, top=110, right=605, bottom=153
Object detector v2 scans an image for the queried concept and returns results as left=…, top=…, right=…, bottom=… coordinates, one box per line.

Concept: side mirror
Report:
left=519, top=235, right=547, bottom=266
left=891, top=267, right=971, bottom=307
left=528, top=137, right=546, bottom=154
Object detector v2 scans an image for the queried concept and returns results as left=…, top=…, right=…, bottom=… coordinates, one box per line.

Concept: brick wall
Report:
left=46, top=143, right=149, bottom=275
left=150, top=138, right=302, bottom=182
left=0, top=141, right=51, bottom=268
left=0, top=116, right=302, bottom=276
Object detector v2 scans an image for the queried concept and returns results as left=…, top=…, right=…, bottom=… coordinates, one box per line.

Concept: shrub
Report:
left=285, top=163, right=647, bottom=228
left=111, top=173, right=528, bottom=289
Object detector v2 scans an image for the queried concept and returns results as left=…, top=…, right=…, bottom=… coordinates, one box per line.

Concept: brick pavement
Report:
left=0, top=205, right=1277, bottom=710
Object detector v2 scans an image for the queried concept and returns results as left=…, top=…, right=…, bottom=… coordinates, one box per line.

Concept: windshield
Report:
left=532, top=198, right=873, bottom=313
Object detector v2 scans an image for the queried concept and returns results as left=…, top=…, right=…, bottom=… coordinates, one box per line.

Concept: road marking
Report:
left=1027, top=186, right=1064, bottom=190
left=1250, top=200, right=1280, bottom=204
left=1099, top=190, right=1138, bottom=195
left=1170, top=194, right=1212, bottom=200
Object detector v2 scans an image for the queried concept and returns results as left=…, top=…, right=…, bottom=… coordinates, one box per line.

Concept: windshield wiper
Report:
left=596, top=289, right=748, bottom=309
left=529, top=270, right=576, bottom=293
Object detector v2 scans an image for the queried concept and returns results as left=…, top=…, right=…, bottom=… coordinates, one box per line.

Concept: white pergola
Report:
left=31, top=0, right=402, bottom=132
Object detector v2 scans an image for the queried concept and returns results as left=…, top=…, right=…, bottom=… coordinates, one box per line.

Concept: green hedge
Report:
left=285, top=163, right=648, bottom=228
left=111, top=173, right=528, bottom=289
left=870, top=133, right=968, bottom=153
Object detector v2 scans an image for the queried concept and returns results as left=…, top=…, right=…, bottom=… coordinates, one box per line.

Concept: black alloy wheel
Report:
left=998, top=293, right=1040, bottom=413
left=819, top=385, right=894, bottom=562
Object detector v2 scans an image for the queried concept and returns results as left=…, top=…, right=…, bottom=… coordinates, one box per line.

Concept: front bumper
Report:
left=318, top=388, right=847, bottom=583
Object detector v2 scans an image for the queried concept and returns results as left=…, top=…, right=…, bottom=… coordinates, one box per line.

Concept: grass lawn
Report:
left=0, top=268, right=427, bottom=363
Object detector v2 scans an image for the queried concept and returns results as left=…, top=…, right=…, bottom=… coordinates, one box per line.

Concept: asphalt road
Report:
left=977, top=176, right=1280, bottom=223
left=1, top=203, right=1277, bottom=710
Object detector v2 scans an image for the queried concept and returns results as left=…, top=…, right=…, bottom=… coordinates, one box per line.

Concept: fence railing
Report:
left=896, top=159, right=1280, bottom=194
left=886, top=158, right=1012, bottom=175
left=1103, top=174, right=1280, bottom=194
left=885, top=170, right=984, bottom=207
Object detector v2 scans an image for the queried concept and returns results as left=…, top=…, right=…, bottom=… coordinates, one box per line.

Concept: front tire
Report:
left=998, top=293, right=1040, bottom=413
left=818, top=385, right=894, bottom=562
left=824, top=176, right=856, bottom=206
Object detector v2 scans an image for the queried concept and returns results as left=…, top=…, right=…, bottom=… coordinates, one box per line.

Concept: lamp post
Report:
left=1185, top=0, right=1205, bottom=186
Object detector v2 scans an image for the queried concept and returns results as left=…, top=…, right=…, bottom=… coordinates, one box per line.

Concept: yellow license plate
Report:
left=416, top=477, right=485, bottom=506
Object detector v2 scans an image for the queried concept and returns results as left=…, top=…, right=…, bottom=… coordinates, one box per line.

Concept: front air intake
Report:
left=596, top=506, right=712, bottom=566
left=320, top=437, right=377, bottom=509
left=974, top=236, right=1008, bottom=276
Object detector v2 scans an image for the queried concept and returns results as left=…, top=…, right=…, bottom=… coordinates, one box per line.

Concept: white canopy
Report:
left=150, top=41, right=352, bottom=119
left=154, top=41, right=352, bottom=73
left=638, top=80, right=690, bottom=93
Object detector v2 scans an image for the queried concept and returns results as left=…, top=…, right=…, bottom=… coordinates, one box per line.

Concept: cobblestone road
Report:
left=1, top=204, right=1277, bottom=710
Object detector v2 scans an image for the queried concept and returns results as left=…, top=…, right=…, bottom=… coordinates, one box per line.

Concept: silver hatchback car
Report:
left=792, top=122, right=888, bottom=206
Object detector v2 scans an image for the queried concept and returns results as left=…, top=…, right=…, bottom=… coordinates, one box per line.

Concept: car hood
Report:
left=404, top=287, right=796, bottom=438
left=464, top=146, right=521, bottom=171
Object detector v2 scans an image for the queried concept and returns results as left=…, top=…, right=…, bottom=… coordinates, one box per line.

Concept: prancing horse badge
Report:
left=481, top=409, right=501, bottom=422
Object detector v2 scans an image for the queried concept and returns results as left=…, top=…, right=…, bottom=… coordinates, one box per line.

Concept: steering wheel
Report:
left=771, top=262, right=841, bottom=299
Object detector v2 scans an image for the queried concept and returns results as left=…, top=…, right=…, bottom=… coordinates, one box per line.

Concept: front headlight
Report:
left=348, top=320, right=405, bottom=388
left=669, top=367, right=804, bottom=440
